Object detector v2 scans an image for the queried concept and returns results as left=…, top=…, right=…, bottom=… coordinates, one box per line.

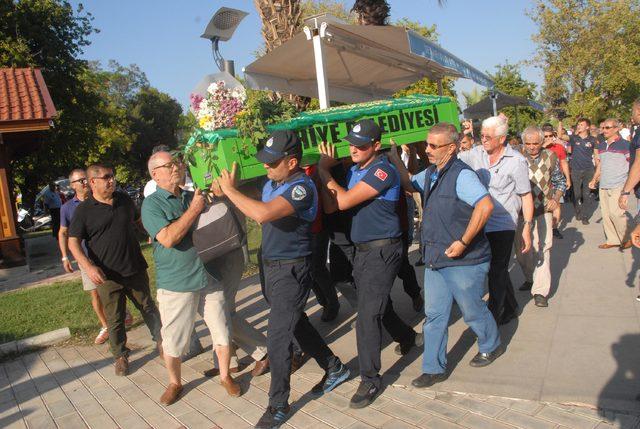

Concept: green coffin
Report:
left=186, top=94, right=459, bottom=189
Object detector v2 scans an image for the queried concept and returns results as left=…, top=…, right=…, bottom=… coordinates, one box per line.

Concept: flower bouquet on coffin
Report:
left=191, top=81, right=246, bottom=131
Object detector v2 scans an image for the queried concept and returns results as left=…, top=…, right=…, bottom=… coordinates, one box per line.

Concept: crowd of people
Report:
left=52, top=97, right=640, bottom=428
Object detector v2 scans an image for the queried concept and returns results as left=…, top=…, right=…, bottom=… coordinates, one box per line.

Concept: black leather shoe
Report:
left=518, top=281, right=533, bottom=291
left=552, top=228, right=563, bottom=239
left=411, top=373, right=447, bottom=388
left=582, top=218, right=590, bottom=225
left=469, top=345, right=505, bottom=367
left=498, top=311, right=518, bottom=325
left=534, top=294, right=548, bottom=307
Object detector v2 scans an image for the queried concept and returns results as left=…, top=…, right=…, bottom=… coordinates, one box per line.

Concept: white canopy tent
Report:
left=243, top=15, right=494, bottom=109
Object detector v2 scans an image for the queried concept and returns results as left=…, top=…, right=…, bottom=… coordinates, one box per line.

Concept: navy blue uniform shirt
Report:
left=569, top=134, right=596, bottom=170
left=261, top=171, right=318, bottom=260
left=347, top=155, right=401, bottom=243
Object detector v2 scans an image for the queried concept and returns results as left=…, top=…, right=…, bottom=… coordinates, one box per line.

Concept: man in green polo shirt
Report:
left=141, top=150, right=240, bottom=405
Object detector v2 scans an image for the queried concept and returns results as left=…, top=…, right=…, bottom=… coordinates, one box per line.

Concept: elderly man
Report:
left=516, top=127, right=567, bottom=308
left=141, top=151, right=240, bottom=405
left=68, top=164, right=162, bottom=376
left=389, top=122, right=502, bottom=388
left=589, top=119, right=632, bottom=249
left=458, top=116, right=534, bottom=325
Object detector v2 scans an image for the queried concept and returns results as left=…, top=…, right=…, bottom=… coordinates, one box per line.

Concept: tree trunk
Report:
left=254, top=0, right=311, bottom=110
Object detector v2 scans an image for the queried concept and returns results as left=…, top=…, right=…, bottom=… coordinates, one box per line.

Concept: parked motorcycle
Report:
left=17, top=208, right=52, bottom=233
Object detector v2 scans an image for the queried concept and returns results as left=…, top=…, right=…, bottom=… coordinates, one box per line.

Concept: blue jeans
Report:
left=422, top=262, right=500, bottom=374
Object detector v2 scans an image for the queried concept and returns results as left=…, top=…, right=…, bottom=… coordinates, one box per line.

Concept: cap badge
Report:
left=266, top=137, right=274, bottom=147
left=353, top=124, right=361, bottom=133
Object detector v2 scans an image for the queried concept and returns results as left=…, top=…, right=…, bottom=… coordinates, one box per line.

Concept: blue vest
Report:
left=261, top=172, right=318, bottom=260
left=421, top=157, right=491, bottom=269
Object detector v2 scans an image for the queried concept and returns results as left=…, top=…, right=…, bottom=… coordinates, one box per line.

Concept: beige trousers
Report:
left=599, top=187, right=631, bottom=246
left=515, top=213, right=553, bottom=298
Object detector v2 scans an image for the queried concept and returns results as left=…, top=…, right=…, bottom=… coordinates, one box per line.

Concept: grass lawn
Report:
left=0, top=220, right=262, bottom=345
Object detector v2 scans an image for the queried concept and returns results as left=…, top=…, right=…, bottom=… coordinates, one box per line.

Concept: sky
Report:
left=69, top=0, right=542, bottom=111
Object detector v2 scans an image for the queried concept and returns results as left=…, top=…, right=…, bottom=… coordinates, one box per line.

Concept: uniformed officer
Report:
left=216, top=130, right=350, bottom=429
left=317, top=119, right=421, bottom=409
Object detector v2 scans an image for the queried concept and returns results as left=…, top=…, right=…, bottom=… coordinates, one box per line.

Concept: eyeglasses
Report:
left=601, top=126, right=616, bottom=130
left=92, top=174, right=115, bottom=181
left=524, top=142, right=542, bottom=146
left=427, top=142, right=454, bottom=150
left=70, top=177, right=88, bottom=185
left=480, top=134, right=497, bottom=141
left=153, top=160, right=183, bottom=171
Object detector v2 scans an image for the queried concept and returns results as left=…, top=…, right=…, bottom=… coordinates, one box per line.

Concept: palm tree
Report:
left=351, top=0, right=446, bottom=26
left=253, top=0, right=303, bottom=52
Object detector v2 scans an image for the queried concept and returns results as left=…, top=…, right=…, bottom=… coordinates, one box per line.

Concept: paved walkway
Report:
left=2, top=204, right=640, bottom=428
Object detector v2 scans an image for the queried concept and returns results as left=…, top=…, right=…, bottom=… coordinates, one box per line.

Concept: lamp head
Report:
left=201, top=7, right=248, bottom=42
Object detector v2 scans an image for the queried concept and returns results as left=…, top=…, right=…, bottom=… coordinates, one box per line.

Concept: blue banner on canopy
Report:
left=407, top=30, right=495, bottom=88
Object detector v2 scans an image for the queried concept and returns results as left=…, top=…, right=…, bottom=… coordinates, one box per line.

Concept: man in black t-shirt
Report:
left=68, top=163, right=161, bottom=376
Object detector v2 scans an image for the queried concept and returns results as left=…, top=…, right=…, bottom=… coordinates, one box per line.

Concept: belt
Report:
left=262, top=256, right=307, bottom=267
left=354, top=237, right=401, bottom=251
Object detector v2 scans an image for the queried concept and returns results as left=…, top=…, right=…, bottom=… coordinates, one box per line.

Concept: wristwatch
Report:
left=522, top=220, right=533, bottom=226
left=621, top=191, right=631, bottom=196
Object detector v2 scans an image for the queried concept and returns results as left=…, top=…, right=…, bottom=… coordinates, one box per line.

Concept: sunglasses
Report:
left=70, top=177, right=88, bottom=185
left=427, top=142, right=454, bottom=150
left=92, top=174, right=115, bottom=181
left=601, top=126, right=616, bottom=130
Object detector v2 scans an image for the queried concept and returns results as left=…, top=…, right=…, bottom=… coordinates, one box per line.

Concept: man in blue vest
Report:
left=388, top=122, right=503, bottom=388
left=317, top=119, right=421, bottom=409
left=216, top=130, right=349, bottom=429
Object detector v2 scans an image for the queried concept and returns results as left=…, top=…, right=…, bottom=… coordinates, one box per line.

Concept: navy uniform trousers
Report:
left=261, top=256, right=339, bottom=407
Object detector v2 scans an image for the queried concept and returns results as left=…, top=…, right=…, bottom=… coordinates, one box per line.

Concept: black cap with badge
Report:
left=344, top=119, right=382, bottom=147
left=256, top=130, right=302, bottom=164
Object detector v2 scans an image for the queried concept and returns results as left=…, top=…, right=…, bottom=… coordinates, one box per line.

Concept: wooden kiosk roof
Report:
left=0, top=68, right=57, bottom=133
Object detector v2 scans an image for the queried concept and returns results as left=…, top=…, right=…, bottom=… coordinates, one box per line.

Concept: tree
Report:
left=530, top=0, right=640, bottom=123
left=461, top=87, right=483, bottom=108
left=0, top=0, right=100, bottom=207
left=487, top=62, right=542, bottom=134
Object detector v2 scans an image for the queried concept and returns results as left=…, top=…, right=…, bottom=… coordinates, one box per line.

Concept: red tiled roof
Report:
left=0, top=68, right=57, bottom=124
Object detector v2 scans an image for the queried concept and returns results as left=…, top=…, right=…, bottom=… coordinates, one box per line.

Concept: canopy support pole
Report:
left=490, top=90, right=498, bottom=116
left=437, top=79, right=443, bottom=96
left=304, top=21, right=330, bottom=110
left=515, top=105, right=520, bottom=133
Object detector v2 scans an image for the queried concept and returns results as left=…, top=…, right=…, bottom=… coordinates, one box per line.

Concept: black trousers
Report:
left=310, top=229, right=339, bottom=310
left=486, top=231, right=518, bottom=322
left=571, top=167, right=595, bottom=220
left=50, top=207, right=60, bottom=240
left=397, top=232, right=421, bottom=300
left=353, top=240, right=414, bottom=388
left=263, top=257, right=339, bottom=408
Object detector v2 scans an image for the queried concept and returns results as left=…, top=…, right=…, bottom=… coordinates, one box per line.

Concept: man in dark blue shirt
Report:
left=317, top=119, right=420, bottom=409
left=560, top=118, right=597, bottom=223
left=217, top=130, right=349, bottom=429
left=619, top=99, right=640, bottom=212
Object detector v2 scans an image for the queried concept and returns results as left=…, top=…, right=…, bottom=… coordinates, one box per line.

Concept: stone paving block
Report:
left=597, top=414, right=640, bottom=429
left=380, top=386, right=425, bottom=406
left=318, top=391, right=351, bottom=410
left=307, top=403, right=358, bottom=428
left=409, top=387, right=438, bottom=400
left=421, top=416, right=466, bottom=428
left=378, top=399, right=431, bottom=424
left=509, top=399, right=545, bottom=415
left=208, top=409, right=251, bottom=429
left=285, top=409, right=325, bottom=428
left=46, top=398, right=76, bottom=418
left=536, top=405, right=600, bottom=428
left=379, top=418, right=416, bottom=429
left=54, top=412, right=87, bottom=429
left=459, top=412, right=516, bottom=429
left=446, top=395, right=505, bottom=418
left=175, top=410, right=216, bottom=428
left=417, top=398, right=468, bottom=422
left=342, top=403, right=395, bottom=427
left=497, top=409, right=557, bottom=429
left=240, top=384, right=269, bottom=408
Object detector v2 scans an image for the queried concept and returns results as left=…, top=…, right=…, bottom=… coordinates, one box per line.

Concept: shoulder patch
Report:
left=291, top=185, right=307, bottom=201
left=374, top=168, right=388, bottom=181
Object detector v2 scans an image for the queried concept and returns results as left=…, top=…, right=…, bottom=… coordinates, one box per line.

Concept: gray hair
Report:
left=147, top=151, right=171, bottom=176
left=604, top=118, right=621, bottom=127
left=482, top=116, right=508, bottom=137
left=521, top=126, right=544, bottom=144
left=68, top=168, right=85, bottom=181
left=428, top=122, right=459, bottom=146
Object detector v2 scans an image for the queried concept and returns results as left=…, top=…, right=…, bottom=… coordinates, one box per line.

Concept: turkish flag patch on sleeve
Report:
left=374, top=168, right=388, bottom=181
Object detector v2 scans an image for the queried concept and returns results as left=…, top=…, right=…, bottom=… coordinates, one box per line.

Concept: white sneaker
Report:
left=94, top=327, right=109, bottom=345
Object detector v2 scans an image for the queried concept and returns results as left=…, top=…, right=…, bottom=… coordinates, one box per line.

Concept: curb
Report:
left=0, top=327, right=71, bottom=356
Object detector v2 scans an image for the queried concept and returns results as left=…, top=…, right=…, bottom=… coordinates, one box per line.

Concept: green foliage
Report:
left=530, top=0, right=640, bottom=123
left=487, top=62, right=542, bottom=134
left=235, top=90, right=298, bottom=147
left=301, top=0, right=354, bottom=22
left=461, top=87, right=484, bottom=107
